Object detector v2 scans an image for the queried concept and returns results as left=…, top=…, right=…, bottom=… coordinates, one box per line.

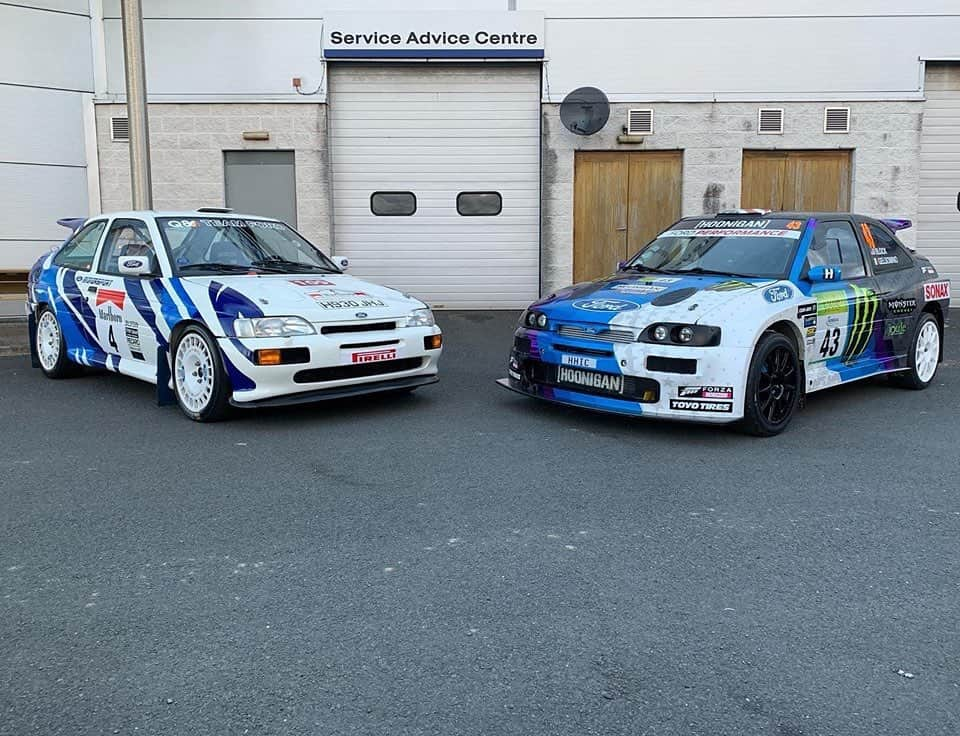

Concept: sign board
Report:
left=322, top=11, right=545, bottom=59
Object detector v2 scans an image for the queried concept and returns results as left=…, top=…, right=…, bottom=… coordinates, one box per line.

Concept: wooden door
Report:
left=742, top=150, right=851, bottom=211
left=573, top=151, right=682, bottom=283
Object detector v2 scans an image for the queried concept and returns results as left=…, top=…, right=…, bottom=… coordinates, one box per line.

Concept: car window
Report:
left=98, top=219, right=157, bottom=275
left=806, top=220, right=866, bottom=279
left=52, top=220, right=107, bottom=271
left=860, top=222, right=912, bottom=274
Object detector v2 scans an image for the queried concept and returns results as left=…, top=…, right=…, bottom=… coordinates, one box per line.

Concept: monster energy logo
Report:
left=707, top=279, right=756, bottom=292
left=842, top=284, right=878, bottom=363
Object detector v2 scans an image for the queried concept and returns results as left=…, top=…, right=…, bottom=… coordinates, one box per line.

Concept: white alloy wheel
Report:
left=37, top=310, right=62, bottom=371
left=914, top=320, right=940, bottom=384
left=175, top=332, right=216, bottom=413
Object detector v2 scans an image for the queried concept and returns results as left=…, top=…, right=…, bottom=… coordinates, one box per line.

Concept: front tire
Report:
left=35, top=306, right=78, bottom=378
left=892, top=313, right=940, bottom=390
left=172, top=326, right=230, bottom=422
left=740, top=332, right=801, bottom=437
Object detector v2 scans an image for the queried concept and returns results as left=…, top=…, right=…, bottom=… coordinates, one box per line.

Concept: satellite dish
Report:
left=559, top=87, right=610, bottom=136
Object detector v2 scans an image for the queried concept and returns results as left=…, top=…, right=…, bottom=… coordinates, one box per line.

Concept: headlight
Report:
left=521, top=310, right=549, bottom=330
left=398, top=308, right=435, bottom=328
left=234, top=316, right=316, bottom=338
left=640, top=323, right=721, bottom=347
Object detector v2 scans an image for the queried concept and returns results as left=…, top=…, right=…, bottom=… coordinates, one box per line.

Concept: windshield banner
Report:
left=660, top=228, right=802, bottom=239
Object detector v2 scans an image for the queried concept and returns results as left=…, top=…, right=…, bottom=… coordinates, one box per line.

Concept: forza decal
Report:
left=842, top=284, right=878, bottom=363
left=886, top=297, right=917, bottom=315
left=352, top=348, right=396, bottom=364
left=572, top=299, right=639, bottom=313
left=923, top=281, right=951, bottom=301
left=561, top=354, right=598, bottom=370
left=763, top=285, right=794, bottom=303
left=556, top=367, right=624, bottom=394
left=884, top=319, right=908, bottom=338
left=678, top=386, right=733, bottom=400
left=669, top=399, right=733, bottom=413
left=797, top=303, right=818, bottom=319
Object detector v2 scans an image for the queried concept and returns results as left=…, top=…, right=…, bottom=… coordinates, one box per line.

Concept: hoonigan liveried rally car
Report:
left=499, top=211, right=951, bottom=435
left=27, top=210, right=442, bottom=421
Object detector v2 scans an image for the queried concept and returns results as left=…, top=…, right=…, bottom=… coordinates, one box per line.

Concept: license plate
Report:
left=561, top=353, right=597, bottom=369
left=556, top=366, right=624, bottom=394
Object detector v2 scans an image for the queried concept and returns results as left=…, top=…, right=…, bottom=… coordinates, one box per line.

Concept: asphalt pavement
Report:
left=1, top=311, right=958, bottom=736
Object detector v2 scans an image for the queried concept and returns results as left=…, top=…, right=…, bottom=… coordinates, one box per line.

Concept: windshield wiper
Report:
left=621, top=263, right=666, bottom=273
left=667, top=267, right=755, bottom=278
left=179, top=262, right=263, bottom=273
left=250, top=257, right=338, bottom=273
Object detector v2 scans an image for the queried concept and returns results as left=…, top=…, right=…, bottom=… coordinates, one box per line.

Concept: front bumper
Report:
left=498, top=326, right=750, bottom=424
left=220, top=323, right=441, bottom=404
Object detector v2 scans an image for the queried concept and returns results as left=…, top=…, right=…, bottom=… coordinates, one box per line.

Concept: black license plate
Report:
left=555, top=365, right=624, bottom=395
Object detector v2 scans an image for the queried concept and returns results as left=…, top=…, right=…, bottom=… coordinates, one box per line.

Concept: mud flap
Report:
left=155, top=344, right=175, bottom=406
left=27, top=312, right=40, bottom=369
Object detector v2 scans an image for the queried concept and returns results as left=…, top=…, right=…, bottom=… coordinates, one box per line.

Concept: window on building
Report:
left=806, top=220, right=866, bottom=279
left=457, top=192, right=502, bottom=216
left=370, top=192, right=416, bottom=216
left=53, top=220, right=107, bottom=271
left=98, top=219, right=158, bottom=275
left=861, top=222, right=912, bottom=274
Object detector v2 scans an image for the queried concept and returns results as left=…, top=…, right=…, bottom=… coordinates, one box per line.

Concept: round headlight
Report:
left=525, top=312, right=537, bottom=327
left=678, top=326, right=695, bottom=343
left=536, top=313, right=548, bottom=328
left=653, top=325, right=669, bottom=342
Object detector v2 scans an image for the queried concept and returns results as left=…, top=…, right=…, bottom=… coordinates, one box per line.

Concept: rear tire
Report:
left=172, top=326, right=231, bottom=422
left=35, top=306, right=78, bottom=378
left=892, top=313, right=940, bottom=390
left=740, top=332, right=801, bottom=437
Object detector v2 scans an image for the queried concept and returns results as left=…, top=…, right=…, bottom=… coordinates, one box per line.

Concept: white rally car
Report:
left=27, top=210, right=442, bottom=421
left=499, top=211, right=950, bottom=435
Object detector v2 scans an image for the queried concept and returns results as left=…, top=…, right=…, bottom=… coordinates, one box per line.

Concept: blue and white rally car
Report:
left=27, top=210, right=442, bottom=421
left=499, top=211, right=950, bottom=435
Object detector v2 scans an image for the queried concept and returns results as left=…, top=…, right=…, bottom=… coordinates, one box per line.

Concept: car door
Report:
left=856, top=219, right=920, bottom=369
left=804, top=218, right=882, bottom=383
left=48, top=219, right=109, bottom=362
left=84, top=218, right=160, bottom=372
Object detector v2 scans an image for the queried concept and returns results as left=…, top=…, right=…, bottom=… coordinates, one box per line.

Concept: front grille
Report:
left=294, top=357, right=422, bottom=384
left=557, top=325, right=636, bottom=344
left=321, top=321, right=396, bottom=335
left=525, top=360, right=659, bottom=402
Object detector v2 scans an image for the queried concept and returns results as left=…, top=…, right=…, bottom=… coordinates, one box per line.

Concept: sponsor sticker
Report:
left=572, top=298, right=639, bottom=313
left=763, top=285, right=794, bottom=303
left=290, top=279, right=335, bottom=287
left=679, top=385, right=733, bottom=400
left=352, top=348, right=396, bottom=364
left=786, top=220, right=803, bottom=230
left=921, top=265, right=937, bottom=276
left=707, top=280, right=757, bottom=292
left=669, top=399, right=733, bottom=413
left=610, top=283, right=667, bottom=295
left=557, top=366, right=624, bottom=394
left=886, top=296, right=917, bottom=315
left=884, top=319, right=908, bottom=338
left=662, top=228, right=801, bottom=240
left=561, top=354, right=597, bottom=370
left=95, top=288, right=125, bottom=309
left=803, top=315, right=818, bottom=328
left=797, top=303, right=818, bottom=319
left=806, top=326, right=817, bottom=337
left=923, top=280, right=950, bottom=301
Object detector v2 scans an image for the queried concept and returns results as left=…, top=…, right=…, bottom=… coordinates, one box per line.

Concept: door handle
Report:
left=615, top=226, right=627, bottom=232
left=86, top=286, right=97, bottom=294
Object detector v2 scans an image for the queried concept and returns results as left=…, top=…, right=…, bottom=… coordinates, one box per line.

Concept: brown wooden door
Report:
left=741, top=150, right=851, bottom=211
left=573, top=151, right=682, bottom=283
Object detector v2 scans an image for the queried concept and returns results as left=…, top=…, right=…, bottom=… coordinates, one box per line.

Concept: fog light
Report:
left=653, top=325, right=669, bottom=342
left=424, top=334, right=442, bottom=350
left=678, top=326, right=695, bottom=343
left=255, top=349, right=282, bottom=366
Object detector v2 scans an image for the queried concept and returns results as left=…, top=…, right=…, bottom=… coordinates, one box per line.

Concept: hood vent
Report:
left=110, top=116, right=130, bottom=141
left=824, top=107, right=850, bottom=133
left=758, top=108, right=784, bottom=134
left=627, top=108, right=654, bottom=135
left=651, top=287, right=699, bottom=306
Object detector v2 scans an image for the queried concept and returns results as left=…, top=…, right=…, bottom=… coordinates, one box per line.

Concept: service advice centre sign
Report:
left=322, top=11, right=545, bottom=59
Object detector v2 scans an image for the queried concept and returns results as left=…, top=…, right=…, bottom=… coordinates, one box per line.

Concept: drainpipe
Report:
left=120, top=0, right=153, bottom=209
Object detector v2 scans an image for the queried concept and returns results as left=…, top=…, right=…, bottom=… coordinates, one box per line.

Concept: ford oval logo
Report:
left=572, top=298, right=640, bottom=312
left=763, top=285, right=794, bottom=303
left=355, top=312, right=368, bottom=318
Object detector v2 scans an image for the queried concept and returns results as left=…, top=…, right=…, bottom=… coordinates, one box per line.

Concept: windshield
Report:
left=625, top=218, right=805, bottom=279
left=157, top=217, right=340, bottom=275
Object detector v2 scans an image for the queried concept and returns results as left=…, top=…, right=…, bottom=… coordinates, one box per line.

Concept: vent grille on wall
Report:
left=110, top=117, right=130, bottom=141
left=758, top=108, right=784, bottom=134
left=627, top=108, right=654, bottom=135
left=824, top=107, right=850, bottom=133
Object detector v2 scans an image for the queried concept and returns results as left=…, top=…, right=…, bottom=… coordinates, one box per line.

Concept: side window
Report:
left=370, top=192, right=416, bottom=216
left=860, top=222, right=912, bottom=274
left=806, top=221, right=866, bottom=279
left=52, top=220, right=107, bottom=271
left=98, top=219, right=157, bottom=275
left=457, top=192, right=502, bottom=216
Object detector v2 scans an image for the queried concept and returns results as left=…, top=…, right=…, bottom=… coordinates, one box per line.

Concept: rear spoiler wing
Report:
left=57, top=217, right=86, bottom=233
left=879, top=218, right=915, bottom=251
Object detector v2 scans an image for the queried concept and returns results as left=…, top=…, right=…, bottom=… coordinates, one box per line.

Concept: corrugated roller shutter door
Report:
left=918, top=63, right=960, bottom=295
left=329, top=64, right=540, bottom=309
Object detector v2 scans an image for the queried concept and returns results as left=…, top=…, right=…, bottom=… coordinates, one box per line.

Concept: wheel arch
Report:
left=758, top=319, right=807, bottom=397
left=920, top=301, right=945, bottom=364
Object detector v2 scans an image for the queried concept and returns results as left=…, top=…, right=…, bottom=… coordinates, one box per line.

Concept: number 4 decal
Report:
left=819, top=327, right=840, bottom=358
left=108, top=324, right=118, bottom=351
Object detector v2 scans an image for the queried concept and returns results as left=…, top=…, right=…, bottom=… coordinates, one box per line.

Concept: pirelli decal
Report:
left=843, top=284, right=878, bottom=363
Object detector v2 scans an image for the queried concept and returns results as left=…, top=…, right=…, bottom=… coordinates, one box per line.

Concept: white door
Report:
left=328, top=63, right=541, bottom=309
left=918, top=62, right=960, bottom=292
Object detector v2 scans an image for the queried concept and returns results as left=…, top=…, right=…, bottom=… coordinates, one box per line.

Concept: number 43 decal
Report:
left=819, top=327, right=840, bottom=357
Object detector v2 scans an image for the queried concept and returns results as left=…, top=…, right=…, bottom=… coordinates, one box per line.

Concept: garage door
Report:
left=328, top=64, right=540, bottom=309
left=918, top=63, right=960, bottom=293
left=741, top=150, right=851, bottom=212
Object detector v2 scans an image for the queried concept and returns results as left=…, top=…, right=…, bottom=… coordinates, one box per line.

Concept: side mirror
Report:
left=617, top=260, right=628, bottom=271
left=118, top=254, right=155, bottom=277
left=807, top=265, right=841, bottom=283
left=337, top=256, right=349, bottom=271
